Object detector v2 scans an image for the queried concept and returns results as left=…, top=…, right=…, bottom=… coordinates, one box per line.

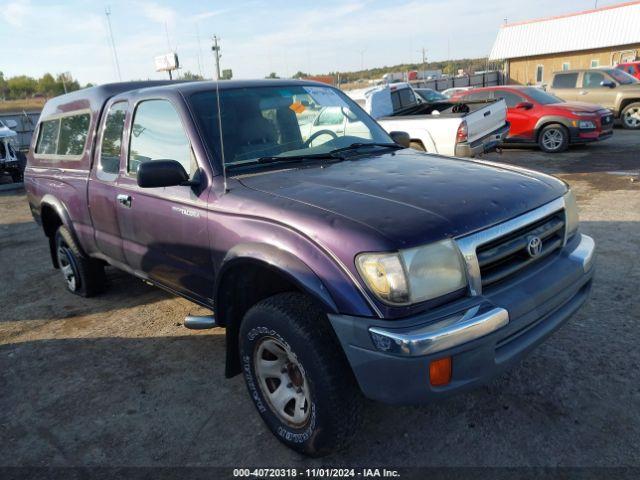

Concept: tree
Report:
left=0, top=71, right=7, bottom=99
left=265, top=72, right=280, bottom=79
left=7, top=75, right=38, bottom=99
left=38, top=73, right=59, bottom=97
left=182, top=71, right=204, bottom=81
left=292, top=71, right=309, bottom=79
left=55, top=73, right=80, bottom=94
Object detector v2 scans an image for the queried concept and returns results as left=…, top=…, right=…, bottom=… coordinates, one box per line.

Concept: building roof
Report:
left=489, top=1, right=640, bottom=60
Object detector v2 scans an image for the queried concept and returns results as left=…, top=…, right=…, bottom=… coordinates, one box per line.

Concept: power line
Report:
left=104, top=6, right=122, bottom=81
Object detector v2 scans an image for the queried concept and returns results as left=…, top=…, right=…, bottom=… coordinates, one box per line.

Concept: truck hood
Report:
left=235, top=149, right=566, bottom=249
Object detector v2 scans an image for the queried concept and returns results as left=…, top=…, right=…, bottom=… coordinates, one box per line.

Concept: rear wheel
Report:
left=538, top=124, right=569, bottom=153
left=621, top=102, right=640, bottom=129
left=239, top=292, right=363, bottom=457
left=55, top=226, right=106, bottom=297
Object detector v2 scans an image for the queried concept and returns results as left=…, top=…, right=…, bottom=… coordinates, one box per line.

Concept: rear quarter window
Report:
left=35, top=111, right=91, bottom=160
left=552, top=73, right=578, bottom=89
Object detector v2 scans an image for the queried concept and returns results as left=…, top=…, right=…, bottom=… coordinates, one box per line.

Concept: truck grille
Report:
left=476, top=211, right=565, bottom=287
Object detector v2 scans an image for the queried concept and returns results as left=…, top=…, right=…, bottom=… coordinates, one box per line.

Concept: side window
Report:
left=583, top=72, right=605, bottom=88
left=390, top=91, right=401, bottom=111
left=552, top=73, right=578, bottom=89
left=493, top=90, right=524, bottom=108
left=590, top=59, right=600, bottom=68
left=398, top=88, right=417, bottom=108
left=128, top=100, right=193, bottom=176
left=58, top=114, right=90, bottom=156
left=99, top=102, right=127, bottom=175
left=35, top=112, right=90, bottom=158
left=465, top=90, right=493, bottom=102
left=536, top=65, right=544, bottom=83
left=316, top=108, right=344, bottom=126
left=36, top=119, right=60, bottom=155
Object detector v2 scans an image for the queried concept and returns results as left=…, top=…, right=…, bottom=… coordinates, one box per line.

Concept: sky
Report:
left=0, top=0, right=626, bottom=85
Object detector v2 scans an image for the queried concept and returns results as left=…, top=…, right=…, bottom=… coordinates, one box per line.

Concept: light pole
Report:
left=212, top=35, right=221, bottom=80
left=104, top=6, right=122, bottom=81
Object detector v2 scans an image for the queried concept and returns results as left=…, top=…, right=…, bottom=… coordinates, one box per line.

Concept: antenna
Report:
left=211, top=36, right=227, bottom=192
left=104, top=6, right=122, bottom=81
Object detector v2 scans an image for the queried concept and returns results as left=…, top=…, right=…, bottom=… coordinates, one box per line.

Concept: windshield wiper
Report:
left=329, top=142, right=403, bottom=155
left=226, top=152, right=343, bottom=171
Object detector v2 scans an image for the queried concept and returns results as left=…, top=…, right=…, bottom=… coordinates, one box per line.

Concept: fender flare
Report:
left=40, top=194, right=86, bottom=260
left=214, top=242, right=339, bottom=316
left=534, top=116, right=573, bottom=138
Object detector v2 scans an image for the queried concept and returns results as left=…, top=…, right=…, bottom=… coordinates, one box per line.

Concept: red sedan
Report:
left=453, top=86, right=613, bottom=153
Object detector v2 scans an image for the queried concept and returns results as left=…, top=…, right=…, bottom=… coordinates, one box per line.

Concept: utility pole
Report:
left=419, top=47, right=427, bottom=73
left=104, top=7, right=122, bottom=81
left=212, top=35, right=221, bottom=80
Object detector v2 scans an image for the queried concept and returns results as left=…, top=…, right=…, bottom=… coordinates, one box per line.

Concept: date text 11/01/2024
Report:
left=233, top=468, right=400, bottom=477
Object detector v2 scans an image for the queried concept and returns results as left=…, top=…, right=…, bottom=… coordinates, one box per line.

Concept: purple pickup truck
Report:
left=25, top=80, right=595, bottom=456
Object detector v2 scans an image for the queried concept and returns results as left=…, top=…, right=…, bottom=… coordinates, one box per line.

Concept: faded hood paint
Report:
left=234, top=149, right=567, bottom=249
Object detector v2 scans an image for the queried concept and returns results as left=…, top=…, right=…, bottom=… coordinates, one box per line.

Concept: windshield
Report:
left=190, top=85, right=392, bottom=168
left=605, top=68, right=638, bottom=85
left=523, top=87, right=564, bottom=105
left=415, top=89, right=447, bottom=102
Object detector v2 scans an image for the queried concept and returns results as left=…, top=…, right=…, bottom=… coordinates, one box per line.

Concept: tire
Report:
left=537, top=124, right=569, bottom=153
left=409, top=141, right=426, bottom=152
left=621, top=102, right=640, bottom=130
left=55, top=226, right=106, bottom=297
left=10, top=171, right=23, bottom=183
left=239, top=292, right=363, bottom=457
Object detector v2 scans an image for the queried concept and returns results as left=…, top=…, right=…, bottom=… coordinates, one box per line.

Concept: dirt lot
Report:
left=1, top=131, right=639, bottom=469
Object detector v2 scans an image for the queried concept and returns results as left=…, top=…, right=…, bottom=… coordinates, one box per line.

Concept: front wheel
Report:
left=239, top=293, right=363, bottom=457
left=621, top=102, right=640, bottom=129
left=538, top=124, right=569, bottom=153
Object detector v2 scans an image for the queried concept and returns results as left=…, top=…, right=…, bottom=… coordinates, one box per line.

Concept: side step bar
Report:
left=184, top=314, right=217, bottom=330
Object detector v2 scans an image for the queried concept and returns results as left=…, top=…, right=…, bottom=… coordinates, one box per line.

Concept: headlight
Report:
left=578, top=121, right=596, bottom=129
left=356, top=240, right=467, bottom=305
left=564, top=189, right=579, bottom=239
left=571, top=111, right=595, bottom=117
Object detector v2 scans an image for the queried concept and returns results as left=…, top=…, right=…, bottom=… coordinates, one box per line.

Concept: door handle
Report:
left=116, top=194, right=132, bottom=208
left=579, top=91, right=588, bottom=95
left=484, top=111, right=491, bottom=117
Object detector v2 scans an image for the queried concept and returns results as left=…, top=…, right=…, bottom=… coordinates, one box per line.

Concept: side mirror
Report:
left=515, top=102, right=534, bottom=110
left=137, top=160, right=195, bottom=188
left=601, top=80, right=616, bottom=89
left=389, top=131, right=411, bottom=148
left=4, top=120, right=17, bottom=129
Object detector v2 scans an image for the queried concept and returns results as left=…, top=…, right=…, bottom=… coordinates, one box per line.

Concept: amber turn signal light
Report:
left=429, top=357, right=452, bottom=386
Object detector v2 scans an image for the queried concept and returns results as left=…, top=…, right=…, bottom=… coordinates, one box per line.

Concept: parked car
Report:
left=25, top=80, right=595, bottom=457
left=0, top=119, right=26, bottom=183
left=413, top=88, right=447, bottom=103
left=349, top=83, right=509, bottom=157
left=616, top=61, right=640, bottom=81
left=547, top=68, right=640, bottom=129
left=441, top=86, right=474, bottom=98
left=452, top=86, right=613, bottom=153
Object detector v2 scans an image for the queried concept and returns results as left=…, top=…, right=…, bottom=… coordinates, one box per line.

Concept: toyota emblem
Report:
left=527, top=236, right=543, bottom=258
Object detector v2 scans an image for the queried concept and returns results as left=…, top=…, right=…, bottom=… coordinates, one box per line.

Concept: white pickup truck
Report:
left=347, top=83, right=509, bottom=157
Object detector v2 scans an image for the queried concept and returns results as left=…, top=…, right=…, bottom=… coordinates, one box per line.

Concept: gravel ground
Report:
left=0, top=131, right=639, bottom=469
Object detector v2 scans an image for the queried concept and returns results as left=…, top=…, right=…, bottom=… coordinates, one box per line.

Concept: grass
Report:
left=0, top=98, right=45, bottom=114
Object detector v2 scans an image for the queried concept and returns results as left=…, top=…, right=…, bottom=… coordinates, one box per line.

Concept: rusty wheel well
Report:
left=217, top=260, right=311, bottom=378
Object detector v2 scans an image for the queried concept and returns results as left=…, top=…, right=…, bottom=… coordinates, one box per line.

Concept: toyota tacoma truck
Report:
left=347, top=82, right=510, bottom=157
left=25, top=80, right=595, bottom=457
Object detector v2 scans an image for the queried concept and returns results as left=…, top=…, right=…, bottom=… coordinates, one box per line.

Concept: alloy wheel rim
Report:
left=57, top=245, right=77, bottom=291
left=624, top=108, right=640, bottom=127
left=542, top=129, right=563, bottom=150
left=254, top=337, right=311, bottom=427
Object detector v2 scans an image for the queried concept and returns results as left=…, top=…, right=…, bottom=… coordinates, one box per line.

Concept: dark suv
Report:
left=25, top=80, right=595, bottom=456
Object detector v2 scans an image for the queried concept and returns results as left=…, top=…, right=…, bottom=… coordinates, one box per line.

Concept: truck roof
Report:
left=40, top=79, right=330, bottom=119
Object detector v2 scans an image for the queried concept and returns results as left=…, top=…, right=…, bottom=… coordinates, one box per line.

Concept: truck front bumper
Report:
left=454, top=122, right=510, bottom=158
left=328, top=233, right=595, bottom=405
